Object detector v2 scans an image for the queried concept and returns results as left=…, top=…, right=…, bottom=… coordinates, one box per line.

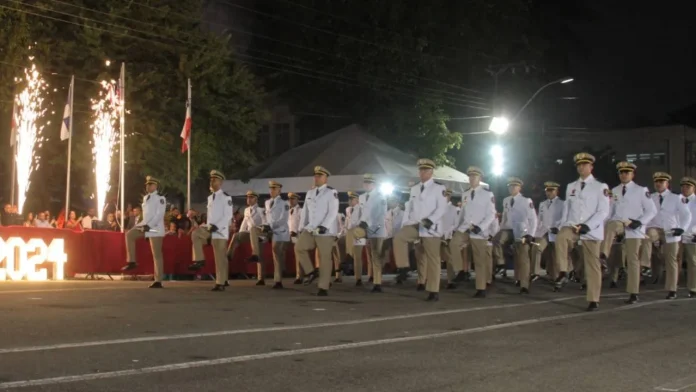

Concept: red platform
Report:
left=0, top=227, right=393, bottom=279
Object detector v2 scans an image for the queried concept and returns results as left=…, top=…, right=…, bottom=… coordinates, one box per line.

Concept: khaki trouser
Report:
left=368, top=238, right=385, bottom=284
left=226, top=231, right=250, bottom=259
left=191, top=227, right=229, bottom=285
left=471, top=238, right=490, bottom=290
left=255, top=241, right=288, bottom=282
left=393, top=224, right=440, bottom=292
left=125, top=229, right=164, bottom=282
left=544, top=242, right=557, bottom=280
left=531, top=235, right=548, bottom=275
left=514, top=242, right=532, bottom=289
left=554, top=227, right=579, bottom=273
left=607, top=243, right=624, bottom=282
left=295, top=231, right=335, bottom=290
left=333, top=236, right=346, bottom=277
left=600, top=220, right=626, bottom=258
left=683, top=244, right=696, bottom=292
left=492, top=229, right=513, bottom=266
left=642, top=228, right=680, bottom=291
left=446, top=234, right=464, bottom=281
left=623, top=239, right=642, bottom=294
left=640, top=228, right=662, bottom=269
left=581, top=240, right=602, bottom=302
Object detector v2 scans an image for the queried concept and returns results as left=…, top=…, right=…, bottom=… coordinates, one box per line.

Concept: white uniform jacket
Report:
left=207, top=189, right=233, bottom=240
left=560, top=175, right=610, bottom=241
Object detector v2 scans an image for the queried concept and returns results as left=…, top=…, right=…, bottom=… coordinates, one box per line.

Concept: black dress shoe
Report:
left=368, top=276, right=374, bottom=283
left=416, top=284, right=426, bottom=291
left=188, top=261, right=205, bottom=271
left=425, top=292, right=439, bottom=301
left=515, top=280, right=520, bottom=287
left=689, top=291, right=696, bottom=298
left=317, top=289, right=328, bottom=296
left=149, top=282, right=163, bottom=288
left=355, top=280, right=363, bottom=287
left=445, top=283, right=457, bottom=290
left=293, top=278, right=302, bottom=285
left=304, top=270, right=319, bottom=285
left=452, top=270, right=469, bottom=283
left=333, top=277, right=343, bottom=283
left=224, top=280, right=230, bottom=287
left=586, top=302, right=599, bottom=311
left=520, top=287, right=529, bottom=294
left=666, top=291, right=677, bottom=300
left=625, top=294, right=638, bottom=304
left=609, top=281, right=618, bottom=289
left=473, top=290, right=486, bottom=298
left=256, top=279, right=266, bottom=286
left=272, top=282, right=283, bottom=289
left=580, top=284, right=587, bottom=291
left=371, top=285, right=383, bottom=293
left=211, top=284, right=225, bottom=291
left=121, top=262, right=137, bottom=271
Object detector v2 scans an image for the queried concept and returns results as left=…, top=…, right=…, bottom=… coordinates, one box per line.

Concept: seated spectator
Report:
left=65, top=210, right=81, bottom=230
left=81, top=208, right=96, bottom=229
left=126, top=206, right=142, bottom=230
left=105, top=213, right=119, bottom=231
left=34, top=212, right=52, bottom=228
left=166, top=222, right=178, bottom=236
left=45, top=210, right=57, bottom=228
left=24, top=212, right=35, bottom=227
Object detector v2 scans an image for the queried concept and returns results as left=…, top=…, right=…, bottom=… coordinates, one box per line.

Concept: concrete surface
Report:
left=0, top=275, right=694, bottom=392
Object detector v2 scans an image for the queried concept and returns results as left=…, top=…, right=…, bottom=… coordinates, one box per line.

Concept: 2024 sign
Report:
left=0, top=237, right=68, bottom=281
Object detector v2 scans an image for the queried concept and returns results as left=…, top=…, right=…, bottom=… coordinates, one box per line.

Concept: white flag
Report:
left=60, top=80, right=73, bottom=141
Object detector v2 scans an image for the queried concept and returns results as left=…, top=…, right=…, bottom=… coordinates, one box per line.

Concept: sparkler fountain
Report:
left=14, top=61, right=48, bottom=215
left=91, top=80, right=121, bottom=221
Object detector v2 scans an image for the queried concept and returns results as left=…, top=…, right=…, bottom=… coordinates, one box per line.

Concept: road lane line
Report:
left=0, top=298, right=682, bottom=390
left=0, top=290, right=659, bottom=354
left=655, top=375, right=696, bottom=391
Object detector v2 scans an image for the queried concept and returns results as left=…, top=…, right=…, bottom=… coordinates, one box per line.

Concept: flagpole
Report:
left=119, top=63, right=125, bottom=232
left=64, top=75, right=74, bottom=220
left=186, top=78, right=191, bottom=211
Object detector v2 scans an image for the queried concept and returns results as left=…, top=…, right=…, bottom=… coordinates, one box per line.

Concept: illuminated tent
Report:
left=223, top=124, right=474, bottom=196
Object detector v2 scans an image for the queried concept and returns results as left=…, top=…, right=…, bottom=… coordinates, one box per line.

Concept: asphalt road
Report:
left=1, top=275, right=695, bottom=392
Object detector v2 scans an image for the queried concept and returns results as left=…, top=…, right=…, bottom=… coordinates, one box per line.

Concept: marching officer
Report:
left=393, top=159, right=448, bottom=301
left=189, top=170, right=233, bottom=291
left=398, top=180, right=427, bottom=287
left=341, top=192, right=362, bottom=284
left=643, top=172, right=691, bottom=299
left=295, top=165, right=340, bottom=296
left=532, top=182, right=564, bottom=281
left=254, top=181, right=290, bottom=289
left=501, top=177, right=538, bottom=293
left=227, top=190, right=265, bottom=285
left=451, top=166, right=496, bottom=298
left=679, top=177, right=696, bottom=298
left=599, top=162, right=656, bottom=303
left=122, top=176, right=166, bottom=288
left=352, top=174, right=388, bottom=292
left=287, top=193, right=303, bottom=284
left=554, top=152, right=610, bottom=311
left=441, top=188, right=463, bottom=289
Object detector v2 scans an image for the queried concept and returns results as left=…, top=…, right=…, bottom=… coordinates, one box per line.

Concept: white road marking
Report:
left=0, top=290, right=658, bottom=355
left=0, top=298, right=681, bottom=390
left=0, top=287, right=142, bottom=295
left=655, top=375, right=696, bottom=391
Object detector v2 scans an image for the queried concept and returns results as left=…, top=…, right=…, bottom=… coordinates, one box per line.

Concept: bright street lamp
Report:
left=379, top=182, right=394, bottom=196
left=489, top=77, right=573, bottom=133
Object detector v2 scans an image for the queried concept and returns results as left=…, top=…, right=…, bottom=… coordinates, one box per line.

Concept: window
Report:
left=625, top=152, right=666, bottom=166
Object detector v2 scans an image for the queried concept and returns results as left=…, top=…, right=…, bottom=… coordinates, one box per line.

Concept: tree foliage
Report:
left=0, top=0, right=267, bottom=211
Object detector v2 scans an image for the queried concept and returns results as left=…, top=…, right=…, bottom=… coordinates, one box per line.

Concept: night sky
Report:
left=566, top=1, right=695, bottom=128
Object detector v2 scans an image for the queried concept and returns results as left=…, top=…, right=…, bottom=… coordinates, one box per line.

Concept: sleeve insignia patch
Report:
left=285, top=205, right=289, bottom=210
left=228, top=199, right=233, bottom=206
left=603, top=189, right=610, bottom=197
left=159, top=199, right=165, bottom=204
left=646, top=192, right=650, bottom=198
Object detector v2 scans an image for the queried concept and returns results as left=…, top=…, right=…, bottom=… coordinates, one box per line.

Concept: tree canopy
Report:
left=0, top=0, right=267, bottom=212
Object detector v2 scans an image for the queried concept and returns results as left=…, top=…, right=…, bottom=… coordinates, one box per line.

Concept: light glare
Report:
left=561, top=78, right=574, bottom=84
left=490, top=145, right=504, bottom=176
left=91, top=81, right=121, bottom=220
left=489, top=116, right=509, bottom=134
left=380, top=182, right=394, bottom=196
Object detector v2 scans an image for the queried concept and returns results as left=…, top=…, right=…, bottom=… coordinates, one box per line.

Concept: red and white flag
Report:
left=180, top=79, right=191, bottom=153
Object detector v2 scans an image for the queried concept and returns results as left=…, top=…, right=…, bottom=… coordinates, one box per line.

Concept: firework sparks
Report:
left=91, top=80, right=121, bottom=221
left=14, top=62, right=48, bottom=215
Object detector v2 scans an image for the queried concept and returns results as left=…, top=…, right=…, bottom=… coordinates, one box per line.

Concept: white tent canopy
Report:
left=224, top=124, right=473, bottom=196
